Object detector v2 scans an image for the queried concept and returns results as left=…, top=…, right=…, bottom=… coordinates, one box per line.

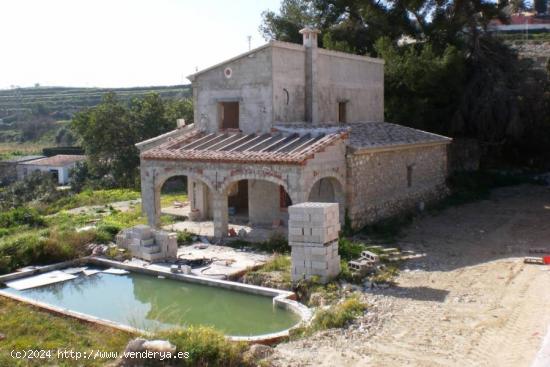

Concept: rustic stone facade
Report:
left=346, top=144, right=449, bottom=228
left=137, top=28, right=451, bottom=240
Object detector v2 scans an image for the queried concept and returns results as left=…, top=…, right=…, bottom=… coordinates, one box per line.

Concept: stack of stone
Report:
left=288, top=202, right=341, bottom=283
left=116, top=224, right=178, bottom=262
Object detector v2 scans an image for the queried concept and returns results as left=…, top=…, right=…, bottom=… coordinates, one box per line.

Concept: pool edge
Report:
left=0, top=256, right=312, bottom=344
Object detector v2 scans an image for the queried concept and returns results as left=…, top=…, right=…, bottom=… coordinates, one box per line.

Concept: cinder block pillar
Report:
left=288, top=202, right=341, bottom=283
left=212, top=192, right=228, bottom=240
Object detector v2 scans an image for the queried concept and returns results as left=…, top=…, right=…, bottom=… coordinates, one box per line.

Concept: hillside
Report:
left=0, top=85, right=191, bottom=121
left=0, top=85, right=192, bottom=157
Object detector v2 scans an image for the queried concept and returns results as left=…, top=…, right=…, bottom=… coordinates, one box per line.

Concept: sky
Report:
left=0, top=0, right=282, bottom=89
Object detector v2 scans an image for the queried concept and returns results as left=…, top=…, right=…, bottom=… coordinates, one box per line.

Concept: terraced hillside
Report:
left=0, top=85, right=191, bottom=120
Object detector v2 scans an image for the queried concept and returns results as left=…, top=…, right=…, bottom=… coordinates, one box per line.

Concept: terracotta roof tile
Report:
left=141, top=129, right=347, bottom=165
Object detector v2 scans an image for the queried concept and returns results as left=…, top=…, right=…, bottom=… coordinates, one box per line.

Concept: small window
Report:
left=338, top=102, right=347, bottom=123
left=407, top=165, right=414, bottom=188
left=219, top=102, right=239, bottom=130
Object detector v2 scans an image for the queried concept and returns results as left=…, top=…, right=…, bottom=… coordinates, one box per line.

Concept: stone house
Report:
left=137, top=28, right=451, bottom=239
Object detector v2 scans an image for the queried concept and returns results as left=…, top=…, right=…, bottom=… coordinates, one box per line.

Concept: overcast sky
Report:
left=0, top=0, right=281, bottom=89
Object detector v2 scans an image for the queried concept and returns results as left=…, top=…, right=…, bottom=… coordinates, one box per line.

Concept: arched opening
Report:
left=308, top=176, right=345, bottom=222
left=226, top=179, right=293, bottom=227
left=159, top=175, right=212, bottom=222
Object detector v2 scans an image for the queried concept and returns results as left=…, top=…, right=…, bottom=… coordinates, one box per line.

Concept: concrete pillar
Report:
left=141, top=170, right=161, bottom=229
left=248, top=180, right=280, bottom=225
left=212, top=192, right=228, bottom=239
left=189, top=178, right=209, bottom=220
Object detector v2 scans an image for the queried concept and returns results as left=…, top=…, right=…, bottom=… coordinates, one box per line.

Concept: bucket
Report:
left=543, top=256, right=550, bottom=265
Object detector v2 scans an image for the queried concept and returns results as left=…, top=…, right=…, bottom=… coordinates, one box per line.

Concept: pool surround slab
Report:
left=0, top=256, right=311, bottom=343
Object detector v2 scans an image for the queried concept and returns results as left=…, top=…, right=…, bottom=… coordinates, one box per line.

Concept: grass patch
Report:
left=160, top=192, right=188, bottom=207
left=0, top=207, right=45, bottom=228
left=311, top=295, right=367, bottom=330
left=291, top=295, right=367, bottom=338
left=227, top=232, right=290, bottom=253
left=47, top=188, right=140, bottom=213
left=0, top=297, right=132, bottom=366
left=261, top=254, right=291, bottom=272
left=243, top=254, right=292, bottom=290
left=155, top=326, right=252, bottom=367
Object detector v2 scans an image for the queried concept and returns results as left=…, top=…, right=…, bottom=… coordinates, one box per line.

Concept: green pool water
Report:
left=3, top=271, right=300, bottom=336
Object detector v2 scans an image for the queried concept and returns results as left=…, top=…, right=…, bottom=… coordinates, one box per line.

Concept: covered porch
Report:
left=138, top=126, right=348, bottom=240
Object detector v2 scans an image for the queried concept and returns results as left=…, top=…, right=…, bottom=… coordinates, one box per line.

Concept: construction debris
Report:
left=6, top=271, right=77, bottom=290
left=116, top=224, right=178, bottom=261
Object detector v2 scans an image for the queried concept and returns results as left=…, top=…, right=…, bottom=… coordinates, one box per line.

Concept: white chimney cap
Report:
left=299, top=27, right=320, bottom=48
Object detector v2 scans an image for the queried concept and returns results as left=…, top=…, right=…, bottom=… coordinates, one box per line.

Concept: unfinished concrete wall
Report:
left=272, top=44, right=306, bottom=123
left=346, top=143, right=449, bottom=229
left=191, top=46, right=274, bottom=134
left=248, top=179, right=281, bottom=225
left=308, top=177, right=336, bottom=202
left=188, top=178, right=210, bottom=220
left=316, top=50, right=384, bottom=123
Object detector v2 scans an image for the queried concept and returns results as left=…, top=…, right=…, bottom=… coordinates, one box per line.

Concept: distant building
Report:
left=16, top=155, right=85, bottom=185
left=0, top=155, right=45, bottom=185
left=489, top=12, right=550, bottom=32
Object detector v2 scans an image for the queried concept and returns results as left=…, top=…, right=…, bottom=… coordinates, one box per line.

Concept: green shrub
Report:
left=261, top=254, right=291, bottom=272
left=176, top=230, right=193, bottom=246
left=311, top=295, right=367, bottom=331
left=0, top=207, right=45, bottom=228
left=0, top=229, right=10, bottom=238
left=97, top=223, right=122, bottom=237
left=0, top=229, right=94, bottom=274
left=338, top=238, right=365, bottom=261
left=156, top=326, right=251, bottom=367
left=227, top=232, right=290, bottom=253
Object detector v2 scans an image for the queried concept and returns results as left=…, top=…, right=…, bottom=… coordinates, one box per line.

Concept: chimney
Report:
left=299, top=26, right=320, bottom=48
left=300, top=27, right=320, bottom=123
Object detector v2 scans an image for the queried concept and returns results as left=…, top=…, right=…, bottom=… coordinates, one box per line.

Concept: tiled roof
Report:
left=20, top=155, right=86, bottom=166
left=1, top=155, right=45, bottom=163
left=140, top=128, right=348, bottom=165
left=347, top=122, right=451, bottom=151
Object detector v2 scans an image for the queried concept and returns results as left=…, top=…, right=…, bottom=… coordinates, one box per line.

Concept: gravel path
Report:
left=270, top=184, right=550, bottom=367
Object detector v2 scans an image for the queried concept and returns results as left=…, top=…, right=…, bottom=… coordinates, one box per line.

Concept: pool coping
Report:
left=0, top=256, right=312, bottom=344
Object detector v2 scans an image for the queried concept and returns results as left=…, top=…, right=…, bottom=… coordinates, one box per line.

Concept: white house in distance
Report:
left=16, top=155, right=85, bottom=185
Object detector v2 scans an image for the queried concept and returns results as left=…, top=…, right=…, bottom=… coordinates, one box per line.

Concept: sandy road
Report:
left=271, top=185, right=550, bottom=367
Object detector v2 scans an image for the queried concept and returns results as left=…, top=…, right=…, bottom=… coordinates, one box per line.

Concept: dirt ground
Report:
left=270, top=184, right=550, bottom=367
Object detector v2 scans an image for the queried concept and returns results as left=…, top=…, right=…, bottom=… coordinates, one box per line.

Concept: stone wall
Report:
left=346, top=143, right=449, bottom=229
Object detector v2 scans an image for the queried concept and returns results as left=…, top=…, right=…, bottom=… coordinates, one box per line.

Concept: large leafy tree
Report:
left=71, top=93, right=193, bottom=188
left=261, top=0, right=550, bottom=167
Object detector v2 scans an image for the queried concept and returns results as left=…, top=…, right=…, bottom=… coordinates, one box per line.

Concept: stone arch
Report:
left=155, top=170, right=215, bottom=194
left=307, top=175, right=346, bottom=222
left=149, top=170, right=215, bottom=226
left=221, top=174, right=295, bottom=227
left=220, top=173, right=298, bottom=204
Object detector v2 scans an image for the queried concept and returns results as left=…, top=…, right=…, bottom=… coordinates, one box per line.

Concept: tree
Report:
left=71, top=93, right=193, bottom=188
left=534, top=0, right=548, bottom=14
left=260, top=0, right=550, bottom=167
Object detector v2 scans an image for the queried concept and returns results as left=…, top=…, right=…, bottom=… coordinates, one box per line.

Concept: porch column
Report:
left=141, top=167, right=161, bottom=228
left=212, top=192, right=228, bottom=240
